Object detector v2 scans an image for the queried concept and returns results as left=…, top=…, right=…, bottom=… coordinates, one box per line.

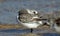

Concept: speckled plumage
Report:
left=17, top=9, right=43, bottom=28
left=18, top=9, right=39, bottom=23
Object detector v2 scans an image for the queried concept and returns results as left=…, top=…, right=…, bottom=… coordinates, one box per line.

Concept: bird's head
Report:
left=17, top=9, right=40, bottom=23
left=26, top=9, right=38, bottom=15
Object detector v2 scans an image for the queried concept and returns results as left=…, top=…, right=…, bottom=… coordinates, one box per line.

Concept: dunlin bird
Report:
left=53, top=18, right=60, bottom=33
left=17, top=9, right=43, bottom=33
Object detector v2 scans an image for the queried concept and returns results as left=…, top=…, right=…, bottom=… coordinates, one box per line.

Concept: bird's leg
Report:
left=31, top=28, right=33, bottom=33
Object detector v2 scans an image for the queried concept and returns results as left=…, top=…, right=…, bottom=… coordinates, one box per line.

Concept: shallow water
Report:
left=0, top=29, right=31, bottom=33
left=0, top=29, right=60, bottom=36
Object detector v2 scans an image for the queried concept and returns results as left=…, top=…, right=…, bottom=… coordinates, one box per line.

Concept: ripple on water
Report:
left=0, top=29, right=31, bottom=33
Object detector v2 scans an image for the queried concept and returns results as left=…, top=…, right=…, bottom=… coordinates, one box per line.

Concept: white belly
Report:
left=22, top=22, right=40, bottom=28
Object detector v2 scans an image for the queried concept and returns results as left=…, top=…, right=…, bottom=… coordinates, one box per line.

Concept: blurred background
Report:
left=0, top=0, right=60, bottom=24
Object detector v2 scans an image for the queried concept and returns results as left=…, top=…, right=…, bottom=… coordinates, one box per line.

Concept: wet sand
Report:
left=0, top=24, right=26, bottom=29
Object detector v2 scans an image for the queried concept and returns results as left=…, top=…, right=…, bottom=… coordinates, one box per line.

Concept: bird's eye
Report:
left=33, top=12, right=36, bottom=14
left=33, top=11, right=38, bottom=14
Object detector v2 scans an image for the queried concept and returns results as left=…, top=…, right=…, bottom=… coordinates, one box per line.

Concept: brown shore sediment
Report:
left=0, top=24, right=26, bottom=29
left=0, top=24, right=49, bottom=29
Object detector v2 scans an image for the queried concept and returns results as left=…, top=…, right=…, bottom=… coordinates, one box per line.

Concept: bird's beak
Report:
left=31, top=16, right=41, bottom=21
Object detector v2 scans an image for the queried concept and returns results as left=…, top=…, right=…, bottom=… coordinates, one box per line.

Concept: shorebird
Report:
left=17, top=9, right=43, bottom=33
left=53, top=18, right=60, bottom=33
